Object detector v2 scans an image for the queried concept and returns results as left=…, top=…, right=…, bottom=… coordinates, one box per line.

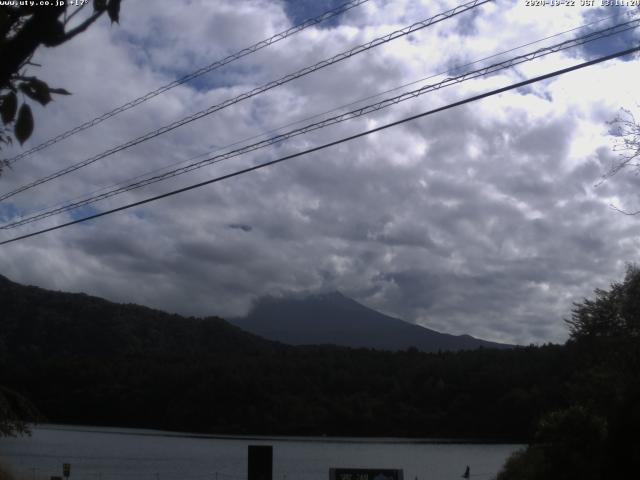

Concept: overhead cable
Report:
left=17, top=7, right=636, bottom=224
left=0, top=0, right=491, bottom=202
left=3, top=17, right=638, bottom=230
left=1, top=44, right=638, bottom=246
left=4, top=0, right=372, bottom=165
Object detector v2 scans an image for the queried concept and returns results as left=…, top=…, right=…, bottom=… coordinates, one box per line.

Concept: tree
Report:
left=0, top=386, right=40, bottom=437
left=497, top=406, right=608, bottom=480
left=565, top=264, right=640, bottom=340
left=498, top=266, right=640, bottom=479
left=601, top=108, right=640, bottom=215
left=0, top=0, right=122, bottom=174
left=0, top=1, right=123, bottom=436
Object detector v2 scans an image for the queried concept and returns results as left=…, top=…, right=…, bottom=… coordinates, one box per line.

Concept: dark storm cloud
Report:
left=282, top=0, right=349, bottom=27
left=577, top=7, right=640, bottom=60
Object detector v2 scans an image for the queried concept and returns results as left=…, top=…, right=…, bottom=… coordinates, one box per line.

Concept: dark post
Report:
left=248, top=445, right=272, bottom=480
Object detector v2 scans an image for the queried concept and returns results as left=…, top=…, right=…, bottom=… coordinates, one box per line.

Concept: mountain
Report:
left=0, top=273, right=568, bottom=439
left=232, top=291, right=512, bottom=352
left=0, top=273, right=277, bottom=359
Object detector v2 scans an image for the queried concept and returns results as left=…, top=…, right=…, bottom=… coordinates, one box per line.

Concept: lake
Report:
left=0, top=425, right=522, bottom=480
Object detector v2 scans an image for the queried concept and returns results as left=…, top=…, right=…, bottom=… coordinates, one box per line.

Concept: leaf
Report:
left=49, top=88, right=72, bottom=96
left=107, top=0, right=121, bottom=23
left=14, top=104, right=34, bottom=145
left=19, top=79, right=52, bottom=106
left=1, top=92, right=18, bottom=124
left=29, top=78, right=52, bottom=105
left=41, top=19, right=65, bottom=47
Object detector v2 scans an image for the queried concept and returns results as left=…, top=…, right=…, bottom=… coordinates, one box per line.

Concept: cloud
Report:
left=1, top=0, right=639, bottom=345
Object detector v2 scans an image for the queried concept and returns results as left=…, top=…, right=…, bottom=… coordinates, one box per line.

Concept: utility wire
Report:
left=1, top=44, right=637, bottom=247
left=15, top=7, right=636, bottom=224
left=0, top=0, right=491, bottom=202
left=3, top=17, right=638, bottom=230
left=4, top=0, right=372, bottom=165
left=12, top=1, right=633, bottom=222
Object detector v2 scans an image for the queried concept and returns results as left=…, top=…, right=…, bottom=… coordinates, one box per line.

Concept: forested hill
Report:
left=0, top=274, right=571, bottom=440
left=0, top=274, right=277, bottom=358
left=232, top=291, right=512, bottom=351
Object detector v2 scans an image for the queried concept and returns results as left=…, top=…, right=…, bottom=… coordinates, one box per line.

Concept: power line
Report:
left=0, top=0, right=491, bottom=202
left=4, top=0, right=372, bottom=165
left=3, top=17, right=638, bottom=230
left=1, top=44, right=637, bottom=247
left=15, top=7, right=636, bottom=225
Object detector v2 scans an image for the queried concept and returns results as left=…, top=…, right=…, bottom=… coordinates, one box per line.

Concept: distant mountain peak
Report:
left=233, top=291, right=513, bottom=352
left=262, top=289, right=347, bottom=301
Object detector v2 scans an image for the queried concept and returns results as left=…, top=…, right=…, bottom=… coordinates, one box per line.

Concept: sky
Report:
left=1, top=0, right=640, bottom=345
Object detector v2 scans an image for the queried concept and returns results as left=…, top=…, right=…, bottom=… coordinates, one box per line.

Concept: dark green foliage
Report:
left=13, top=103, right=32, bottom=145
left=107, top=0, right=122, bottom=23
left=0, top=1, right=120, bottom=148
left=0, top=126, right=11, bottom=173
left=566, top=265, right=640, bottom=339
left=496, top=447, right=549, bottom=480
left=0, top=386, right=41, bottom=437
left=533, top=406, right=607, bottom=480
left=18, top=78, right=55, bottom=106
left=0, top=275, right=570, bottom=439
left=498, top=266, right=640, bottom=479
left=0, top=92, right=17, bottom=124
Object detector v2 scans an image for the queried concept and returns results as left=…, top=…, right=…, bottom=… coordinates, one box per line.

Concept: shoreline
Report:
left=36, top=423, right=524, bottom=445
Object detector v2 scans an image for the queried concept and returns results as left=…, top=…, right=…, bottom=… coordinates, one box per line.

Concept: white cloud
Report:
left=1, top=0, right=640, bottom=345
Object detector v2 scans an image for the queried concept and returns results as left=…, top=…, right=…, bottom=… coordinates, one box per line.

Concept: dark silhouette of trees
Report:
left=0, top=1, right=122, bottom=434
left=0, top=274, right=570, bottom=440
left=566, top=264, right=640, bottom=339
left=0, top=386, right=40, bottom=437
left=2, top=266, right=638, bottom=468
left=498, top=266, right=640, bottom=479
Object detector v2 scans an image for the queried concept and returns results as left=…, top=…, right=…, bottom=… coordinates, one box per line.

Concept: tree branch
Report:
left=47, top=10, right=104, bottom=47
left=609, top=203, right=640, bottom=216
left=0, top=7, right=65, bottom=89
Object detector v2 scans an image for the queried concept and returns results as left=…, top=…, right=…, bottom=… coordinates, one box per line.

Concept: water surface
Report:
left=0, top=425, right=521, bottom=480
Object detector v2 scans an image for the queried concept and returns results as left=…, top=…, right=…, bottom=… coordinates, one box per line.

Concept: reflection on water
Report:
left=0, top=425, right=522, bottom=480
